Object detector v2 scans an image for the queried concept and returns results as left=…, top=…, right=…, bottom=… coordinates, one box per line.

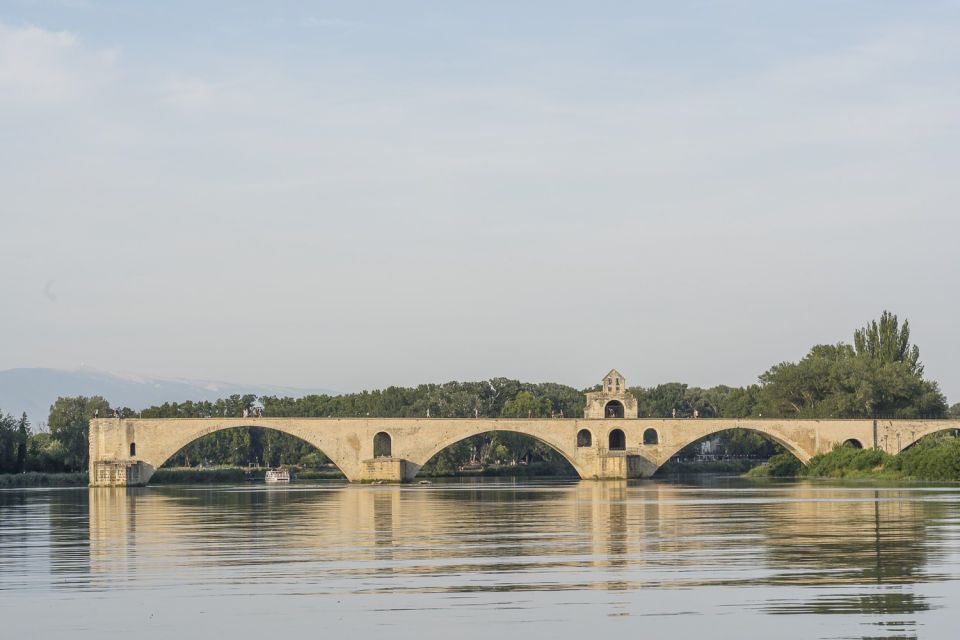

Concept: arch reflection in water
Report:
left=78, top=479, right=952, bottom=638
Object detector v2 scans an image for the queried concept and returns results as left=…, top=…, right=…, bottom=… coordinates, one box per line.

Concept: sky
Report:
left=1, top=1, right=959, bottom=398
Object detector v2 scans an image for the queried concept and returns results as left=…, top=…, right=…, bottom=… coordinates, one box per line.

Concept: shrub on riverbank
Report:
left=296, top=469, right=346, bottom=480
left=747, top=434, right=960, bottom=481
left=150, top=467, right=261, bottom=484
left=0, top=472, right=87, bottom=487
left=804, top=446, right=894, bottom=479
left=889, top=435, right=960, bottom=480
left=744, top=452, right=804, bottom=478
left=657, top=458, right=765, bottom=475
left=419, top=460, right=576, bottom=478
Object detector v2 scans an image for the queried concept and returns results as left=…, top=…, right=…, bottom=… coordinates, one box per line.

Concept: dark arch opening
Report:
left=374, top=431, right=392, bottom=458
left=129, top=442, right=136, bottom=457
left=416, top=431, right=577, bottom=478
left=643, top=428, right=658, bottom=445
left=660, top=427, right=801, bottom=477
left=608, top=429, right=626, bottom=451
left=157, top=426, right=345, bottom=481
left=843, top=438, right=864, bottom=449
left=605, top=400, right=625, bottom=418
left=577, top=429, right=592, bottom=447
left=899, top=428, right=960, bottom=452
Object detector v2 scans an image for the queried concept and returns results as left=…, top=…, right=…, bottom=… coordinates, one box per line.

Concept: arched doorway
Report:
left=374, top=432, right=392, bottom=458
left=643, top=428, right=658, bottom=445
left=608, top=429, right=626, bottom=451
left=577, top=429, right=592, bottom=447
left=604, top=400, right=624, bottom=418
left=843, top=438, right=863, bottom=449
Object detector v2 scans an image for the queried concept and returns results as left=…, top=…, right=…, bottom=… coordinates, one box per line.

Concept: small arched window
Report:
left=643, top=428, right=658, bottom=445
left=577, top=429, right=592, bottom=447
left=374, top=432, right=392, bottom=458
left=608, top=429, right=626, bottom=451
left=129, top=442, right=136, bottom=457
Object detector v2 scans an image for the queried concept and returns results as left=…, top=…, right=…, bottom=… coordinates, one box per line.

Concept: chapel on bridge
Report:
left=584, top=369, right=638, bottom=419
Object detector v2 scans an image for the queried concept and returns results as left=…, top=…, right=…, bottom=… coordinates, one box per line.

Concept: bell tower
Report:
left=584, top=369, right=638, bottom=419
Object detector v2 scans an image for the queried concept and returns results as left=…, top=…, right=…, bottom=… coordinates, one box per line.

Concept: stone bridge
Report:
left=88, top=415, right=958, bottom=486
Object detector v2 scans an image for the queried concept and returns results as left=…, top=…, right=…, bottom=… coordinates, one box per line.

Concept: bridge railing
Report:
left=596, top=447, right=645, bottom=456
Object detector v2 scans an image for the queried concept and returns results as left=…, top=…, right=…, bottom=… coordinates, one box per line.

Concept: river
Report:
left=1, top=477, right=958, bottom=639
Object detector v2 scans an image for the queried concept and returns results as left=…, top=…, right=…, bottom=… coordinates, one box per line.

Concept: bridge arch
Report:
left=896, top=424, right=960, bottom=452
left=643, top=428, right=658, bottom=445
left=409, top=426, right=588, bottom=478
left=657, top=425, right=812, bottom=469
left=137, top=422, right=349, bottom=483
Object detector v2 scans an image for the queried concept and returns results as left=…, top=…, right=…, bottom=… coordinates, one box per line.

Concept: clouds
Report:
left=0, top=2, right=958, bottom=398
left=0, top=21, right=115, bottom=106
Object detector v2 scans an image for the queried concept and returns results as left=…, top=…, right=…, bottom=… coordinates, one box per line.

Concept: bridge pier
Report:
left=581, top=451, right=657, bottom=479
left=359, top=458, right=420, bottom=483
left=90, top=460, right=153, bottom=487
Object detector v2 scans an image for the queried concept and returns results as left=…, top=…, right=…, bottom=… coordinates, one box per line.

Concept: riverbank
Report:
left=152, top=462, right=575, bottom=483
left=746, top=435, right=960, bottom=481
left=0, top=472, right=87, bottom=487
left=656, top=459, right=766, bottom=475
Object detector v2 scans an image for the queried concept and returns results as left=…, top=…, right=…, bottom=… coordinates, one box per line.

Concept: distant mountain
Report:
left=0, top=367, right=338, bottom=425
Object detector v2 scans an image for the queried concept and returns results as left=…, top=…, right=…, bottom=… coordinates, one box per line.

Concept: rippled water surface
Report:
left=2, top=477, right=960, bottom=639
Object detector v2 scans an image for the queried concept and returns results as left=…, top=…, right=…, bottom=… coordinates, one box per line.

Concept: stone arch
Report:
left=576, top=429, right=592, bottom=447
left=843, top=438, right=864, bottom=449
left=897, top=425, right=960, bottom=452
left=608, top=428, right=626, bottom=451
left=137, top=422, right=349, bottom=483
left=605, top=400, right=625, bottom=418
left=658, top=425, right=812, bottom=471
left=374, top=431, right=392, bottom=458
left=410, top=426, right=588, bottom=478
left=643, top=428, right=658, bottom=445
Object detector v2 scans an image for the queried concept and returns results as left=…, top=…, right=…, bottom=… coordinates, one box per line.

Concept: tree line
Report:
left=2, top=311, right=957, bottom=475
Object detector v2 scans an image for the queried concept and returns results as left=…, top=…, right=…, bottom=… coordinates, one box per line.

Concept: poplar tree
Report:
left=854, top=310, right=922, bottom=374
left=16, top=413, right=29, bottom=472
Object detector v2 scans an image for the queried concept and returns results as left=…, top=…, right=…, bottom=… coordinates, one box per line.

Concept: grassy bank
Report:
left=151, top=467, right=263, bottom=484
left=656, top=459, right=766, bottom=475
left=420, top=461, right=577, bottom=478
left=746, top=435, right=960, bottom=481
left=0, top=472, right=88, bottom=487
left=152, top=466, right=347, bottom=483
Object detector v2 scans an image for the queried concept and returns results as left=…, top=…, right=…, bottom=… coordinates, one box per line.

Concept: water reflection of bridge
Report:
left=87, top=481, right=945, bottom=600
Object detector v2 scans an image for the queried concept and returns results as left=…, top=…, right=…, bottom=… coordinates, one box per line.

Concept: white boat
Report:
left=265, top=469, right=291, bottom=483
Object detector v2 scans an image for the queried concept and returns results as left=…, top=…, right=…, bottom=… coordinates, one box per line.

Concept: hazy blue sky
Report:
left=2, top=1, right=958, bottom=398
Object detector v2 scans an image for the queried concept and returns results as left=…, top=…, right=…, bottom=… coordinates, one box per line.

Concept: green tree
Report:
left=501, top=391, right=551, bottom=418
left=949, top=403, right=960, bottom=419
left=25, top=432, right=68, bottom=472
left=0, top=412, right=18, bottom=473
left=48, top=396, right=111, bottom=471
left=16, top=413, right=29, bottom=472
left=854, top=310, right=922, bottom=374
left=719, top=385, right=761, bottom=417
left=757, top=314, right=947, bottom=419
